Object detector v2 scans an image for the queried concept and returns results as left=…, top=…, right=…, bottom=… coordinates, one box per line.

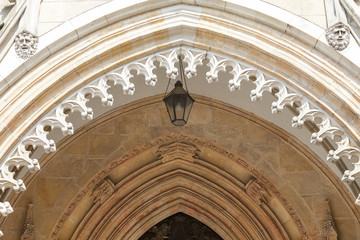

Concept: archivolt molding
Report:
left=1, top=45, right=360, bottom=235
left=51, top=133, right=306, bottom=239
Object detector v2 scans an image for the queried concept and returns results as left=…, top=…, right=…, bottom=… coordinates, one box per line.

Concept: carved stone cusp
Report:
left=245, top=179, right=270, bottom=205
left=0, top=201, right=13, bottom=217
left=14, top=30, right=38, bottom=59
left=356, top=194, right=360, bottom=206
left=325, top=22, right=351, bottom=51
left=91, top=178, right=115, bottom=204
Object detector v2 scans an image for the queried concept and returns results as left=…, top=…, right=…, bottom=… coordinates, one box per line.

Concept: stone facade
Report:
left=0, top=0, right=360, bottom=239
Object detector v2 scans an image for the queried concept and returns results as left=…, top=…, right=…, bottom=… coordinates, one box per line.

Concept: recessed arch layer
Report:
left=51, top=134, right=305, bottom=240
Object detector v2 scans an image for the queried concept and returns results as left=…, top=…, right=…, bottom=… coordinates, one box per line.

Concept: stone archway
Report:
left=1, top=1, right=360, bottom=238
left=2, top=96, right=358, bottom=239
left=53, top=134, right=303, bottom=240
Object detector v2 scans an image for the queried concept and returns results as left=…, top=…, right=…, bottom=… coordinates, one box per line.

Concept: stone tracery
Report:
left=1, top=45, right=360, bottom=233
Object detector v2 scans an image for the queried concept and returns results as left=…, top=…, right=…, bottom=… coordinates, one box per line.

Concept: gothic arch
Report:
left=63, top=133, right=300, bottom=240
left=1, top=0, right=360, bottom=238
left=44, top=110, right=313, bottom=240
left=1, top=96, right=356, bottom=239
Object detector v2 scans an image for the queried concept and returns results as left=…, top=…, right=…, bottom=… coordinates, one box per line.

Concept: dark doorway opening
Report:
left=139, top=212, right=223, bottom=240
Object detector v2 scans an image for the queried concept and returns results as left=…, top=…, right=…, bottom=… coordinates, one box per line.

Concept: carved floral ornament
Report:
left=0, top=46, right=360, bottom=235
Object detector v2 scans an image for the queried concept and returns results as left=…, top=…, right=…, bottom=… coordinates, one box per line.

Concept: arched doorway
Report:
left=2, top=96, right=356, bottom=239
left=1, top=1, right=360, bottom=239
left=138, top=212, right=222, bottom=240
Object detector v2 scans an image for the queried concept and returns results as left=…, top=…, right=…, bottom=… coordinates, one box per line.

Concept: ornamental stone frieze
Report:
left=1, top=46, right=360, bottom=234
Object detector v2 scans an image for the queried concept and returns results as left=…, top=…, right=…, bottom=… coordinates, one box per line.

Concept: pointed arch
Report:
left=1, top=0, right=360, bottom=237
left=54, top=134, right=304, bottom=240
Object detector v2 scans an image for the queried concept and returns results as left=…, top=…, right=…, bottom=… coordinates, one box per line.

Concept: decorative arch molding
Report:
left=2, top=0, right=360, bottom=164
left=0, top=45, right=360, bottom=239
left=1, top=45, right=360, bottom=212
left=50, top=133, right=307, bottom=240
left=0, top=0, right=360, bottom=237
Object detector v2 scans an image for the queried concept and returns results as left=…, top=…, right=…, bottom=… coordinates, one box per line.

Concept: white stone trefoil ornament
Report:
left=14, top=30, right=39, bottom=59
left=325, top=22, right=351, bottom=51
left=0, top=201, right=13, bottom=217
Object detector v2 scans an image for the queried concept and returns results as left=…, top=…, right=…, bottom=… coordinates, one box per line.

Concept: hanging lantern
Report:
left=163, top=56, right=195, bottom=126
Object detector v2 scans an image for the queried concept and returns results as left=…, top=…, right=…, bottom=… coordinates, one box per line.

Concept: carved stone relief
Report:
left=156, top=141, right=200, bottom=163
left=12, top=0, right=41, bottom=59
left=14, top=30, right=38, bottom=59
left=324, top=200, right=338, bottom=240
left=20, top=204, right=35, bottom=240
left=245, top=178, right=271, bottom=205
left=91, top=178, right=115, bottom=204
left=325, top=22, right=351, bottom=51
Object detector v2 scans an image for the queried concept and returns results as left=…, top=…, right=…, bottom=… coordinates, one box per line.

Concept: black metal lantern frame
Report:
left=163, top=55, right=195, bottom=126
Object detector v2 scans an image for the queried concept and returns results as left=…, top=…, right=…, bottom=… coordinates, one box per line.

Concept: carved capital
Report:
left=325, top=22, right=350, bottom=51
left=14, top=30, right=38, bottom=59
left=91, top=179, right=115, bottom=204
left=245, top=179, right=270, bottom=205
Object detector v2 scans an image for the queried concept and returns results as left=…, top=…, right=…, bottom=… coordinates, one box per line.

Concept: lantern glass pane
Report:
left=164, top=96, right=175, bottom=121
left=183, top=95, right=194, bottom=122
left=173, top=94, right=186, bottom=121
